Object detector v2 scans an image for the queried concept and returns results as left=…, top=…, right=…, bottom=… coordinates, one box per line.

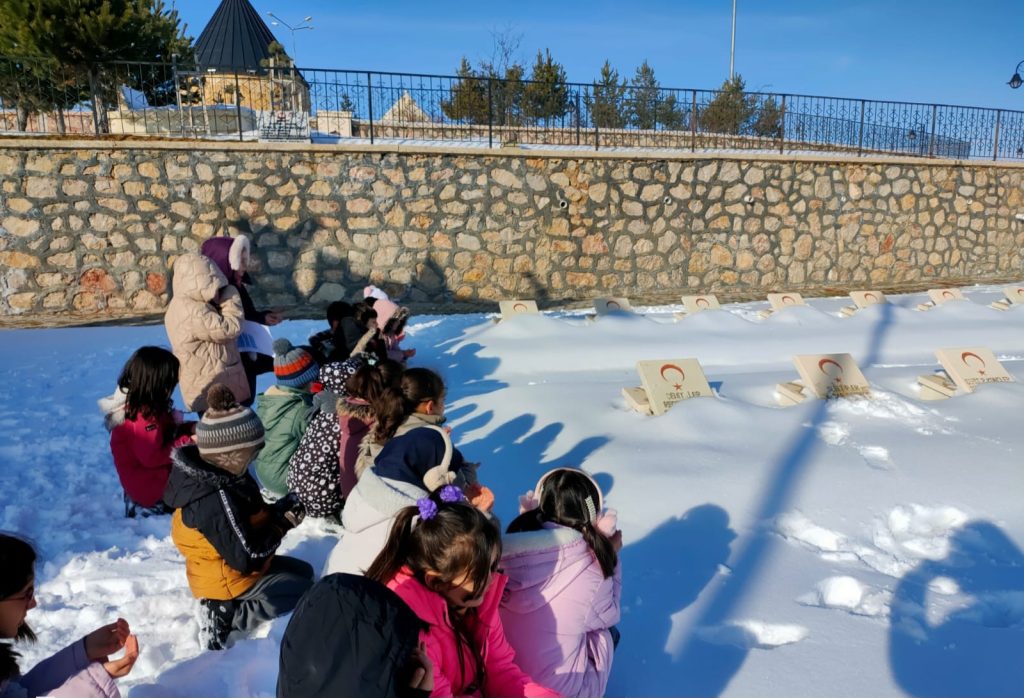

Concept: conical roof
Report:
left=194, top=0, right=281, bottom=71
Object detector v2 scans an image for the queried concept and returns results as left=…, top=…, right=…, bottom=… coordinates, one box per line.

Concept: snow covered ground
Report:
left=1, top=285, right=1022, bottom=697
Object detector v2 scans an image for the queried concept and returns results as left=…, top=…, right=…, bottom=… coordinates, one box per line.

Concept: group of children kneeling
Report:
left=0, top=240, right=622, bottom=698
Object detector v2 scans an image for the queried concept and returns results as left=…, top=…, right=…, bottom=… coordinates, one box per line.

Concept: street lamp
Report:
left=1008, top=60, right=1024, bottom=89
left=267, top=12, right=314, bottom=65
left=729, top=0, right=737, bottom=81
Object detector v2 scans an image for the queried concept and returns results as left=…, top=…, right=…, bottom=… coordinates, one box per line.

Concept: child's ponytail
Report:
left=370, top=368, right=446, bottom=444
left=345, top=359, right=404, bottom=405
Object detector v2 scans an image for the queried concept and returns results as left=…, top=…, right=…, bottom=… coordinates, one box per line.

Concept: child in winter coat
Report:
left=277, top=573, right=434, bottom=698
left=308, top=300, right=373, bottom=366
left=286, top=357, right=365, bottom=521
left=0, top=533, right=140, bottom=698
left=365, top=489, right=557, bottom=698
left=163, top=385, right=312, bottom=651
left=253, top=339, right=319, bottom=497
left=500, top=469, right=622, bottom=698
left=99, top=346, right=195, bottom=518
left=336, top=358, right=404, bottom=499
left=164, top=253, right=249, bottom=413
left=372, top=298, right=416, bottom=364
left=324, top=368, right=490, bottom=577
left=200, top=234, right=283, bottom=404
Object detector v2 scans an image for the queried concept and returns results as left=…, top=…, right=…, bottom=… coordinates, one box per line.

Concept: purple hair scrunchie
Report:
left=439, top=485, right=465, bottom=503
left=416, top=497, right=439, bottom=521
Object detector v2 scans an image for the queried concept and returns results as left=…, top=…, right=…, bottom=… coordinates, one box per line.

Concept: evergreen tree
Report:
left=586, top=60, right=627, bottom=129
left=752, top=95, right=784, bottom=138
left=441, top=57, right=488, bottom=124
left=523, top=49, right=569, bottom=123
left=0, top=0, right=191, bottom=131
left=627, top=60, right=658, bottom=129
left=699, top=74, right=758, bottom=135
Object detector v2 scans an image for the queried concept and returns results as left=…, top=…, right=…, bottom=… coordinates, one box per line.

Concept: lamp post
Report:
left=1008, top=61, right=1024, bottom=89
left=267, top=13, right=314, bottom=65
left=729, top=0, right=737, bottom=81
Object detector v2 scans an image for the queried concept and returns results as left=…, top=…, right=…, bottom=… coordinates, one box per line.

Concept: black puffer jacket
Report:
left=165, top=445, right=286, bottom=598
left=277, top=573, right=426, bottom=698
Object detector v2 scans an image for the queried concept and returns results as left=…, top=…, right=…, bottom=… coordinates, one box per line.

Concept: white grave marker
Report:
left=594, top=297, right=633, bottom=315
left=622, top=358, right=714, bottom=416
left=497, top=300, right=539, bottom=321
left=990, top=285, right=1024, bottom=310
left=759, top=292, right=807, bottom=318
left=917, top=287, right=965, bottom=311
left=934, top=347, right=1015, bottom=393
left=841, top=290, right=888, bottom=316
left=776, top=353, right=871, bottom=405
left=678, top=294, right=722, bottom=316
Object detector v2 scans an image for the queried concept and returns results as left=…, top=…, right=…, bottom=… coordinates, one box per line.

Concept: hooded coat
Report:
left=277, top=573, right=425, bottom=698
left=499, top=524, right=621, bottom=698
left=337, top=397, right=373, bottom=499
left=324, top=414, right=466, bottom=577
left=372, top=299, right=410, bottom=363
left=98, top=387, right=177, bottom=507
left=254, top=386, right=313, bottom=496
left=387, top=567, right=558, bottom=698
left=287, top=358, right=362, bottom=519
left=164, top=253, right=248, bottom=412
left=200, top=235, right=266, bottom=324
left=164, top=445, right=286, bottom=600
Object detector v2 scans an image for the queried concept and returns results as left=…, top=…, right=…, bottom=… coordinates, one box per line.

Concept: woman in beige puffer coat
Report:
left=165, top=253, right=250, bottom=413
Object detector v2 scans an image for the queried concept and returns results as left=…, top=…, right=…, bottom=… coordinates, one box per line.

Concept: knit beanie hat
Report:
left=273, top=338, right=319, bottom=388
left=195, top=384, right=265, bottom=475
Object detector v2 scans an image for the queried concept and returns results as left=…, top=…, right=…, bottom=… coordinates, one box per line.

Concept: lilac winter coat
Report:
left=0, top=638, right=119, bottom=698
left=499, top=524, right=621, bottom=698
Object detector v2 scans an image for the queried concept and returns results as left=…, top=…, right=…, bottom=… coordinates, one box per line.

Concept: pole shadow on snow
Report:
left=661, top=302, right=896, bottom=695
left=608, top=504, right=736, bottom=696
left=888, top=520, right=1024, bottom=697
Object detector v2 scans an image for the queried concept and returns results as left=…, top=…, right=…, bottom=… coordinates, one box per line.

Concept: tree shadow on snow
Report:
left=607, top=504, right=736, bottom=696
left=889, top=520, right=1024, bottom=697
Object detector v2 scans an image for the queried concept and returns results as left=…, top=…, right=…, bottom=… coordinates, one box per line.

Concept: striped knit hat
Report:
left=273, top=338, right=319, bottom=388
left=195, top=384, right=265, bottom=475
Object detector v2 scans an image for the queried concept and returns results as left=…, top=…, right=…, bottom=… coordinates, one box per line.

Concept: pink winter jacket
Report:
left=499, top=524, right=621, bottom=698
left=387, top=567, right=559, bottom=698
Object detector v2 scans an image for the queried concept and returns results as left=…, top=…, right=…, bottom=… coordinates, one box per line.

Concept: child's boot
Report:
left=199, top=598, right=237, bottom=650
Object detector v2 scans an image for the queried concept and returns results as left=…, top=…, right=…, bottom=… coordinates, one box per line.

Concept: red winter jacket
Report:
left=109, top=412, right=177, bottom=507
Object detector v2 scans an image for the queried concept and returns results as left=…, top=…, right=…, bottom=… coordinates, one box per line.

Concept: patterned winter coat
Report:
left=287, top=357, right=363, bottom=519
left=164, top=254, right=248, bottom=412
left=500, top=524, right=621, bottom=698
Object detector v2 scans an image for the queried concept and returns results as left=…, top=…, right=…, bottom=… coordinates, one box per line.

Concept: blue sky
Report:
left=173, top=0, right=1024, bottom=110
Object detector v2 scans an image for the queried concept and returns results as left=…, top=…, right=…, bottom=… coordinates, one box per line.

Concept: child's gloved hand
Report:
left=464, top=483, right=495, bottom=513
left=596, top=508, right=618, bottom=537
left=518, top=490, right=541, bottom=514
left=270, top=493, right=306, bottom=530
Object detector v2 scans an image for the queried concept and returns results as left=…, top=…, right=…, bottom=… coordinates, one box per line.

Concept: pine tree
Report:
left=441, top=57, right=488, bottom=124
left=627, top=60, right=662, bottom=129
left=752, top=95, right=784, bottom=138
left=586, top=60, right=627, bottom=129
left=523, top=49, right=569, bottom=123
left=699, top=75, right=758, bottom=135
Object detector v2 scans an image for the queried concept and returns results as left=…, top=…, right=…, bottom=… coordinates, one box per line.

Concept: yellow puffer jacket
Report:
left=164, top=253, right=249, bottom=412
left=171, top=509, right=265, bottom=600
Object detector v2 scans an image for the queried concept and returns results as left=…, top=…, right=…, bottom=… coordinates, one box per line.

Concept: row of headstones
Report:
left=621, top=347, right=1016, bottom=416
left=496, top=284, right=1024, bottom=322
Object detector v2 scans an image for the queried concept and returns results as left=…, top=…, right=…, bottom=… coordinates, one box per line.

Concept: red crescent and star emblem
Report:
left=781, top=295, right=797, bottom=304
left=864, top=292, right=878, bottom=302
left=1015, top=288, right=1024, bottom=298
left=660, top=363, right=686, bottom=391
left=941, top=290, right=955, bottom=299
left=696, top=297, right=710, bottom=308
left=960, top=351, right=986, bottom=375
left=607, top=300, right=621, bottom=310
left=818, top=357, right=845, bottom=382
left=513, top=302, right=528, bottom=312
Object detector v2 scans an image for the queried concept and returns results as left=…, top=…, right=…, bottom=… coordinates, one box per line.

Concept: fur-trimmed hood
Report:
left=98, top=386, right=128, bottom=431
left=164, top=444, right=238, bottom=509
left=200, top=234, right=252, bottom=283
left=337, top=396, right=373, bottom=422
left=341, top=467, right=426, bottom=534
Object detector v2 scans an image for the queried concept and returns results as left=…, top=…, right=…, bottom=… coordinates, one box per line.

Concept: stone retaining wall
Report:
left=1, top=140, right=1022, bottom=326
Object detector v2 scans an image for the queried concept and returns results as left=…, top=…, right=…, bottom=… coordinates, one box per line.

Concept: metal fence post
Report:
left=691, top=89, right=697, bottom=152
left=366, top=71, right=374, bottom=144
left=575, top=90, right=581, bottom=146
left=927, top=104, right=937, bottom=157
left=233, top=72, right=243, bottom=141
left=487, top=78, right=493, bottom=148
left=857, top=99, right=865, bottom=155
left=993, top=109, right=1002, bottom=161
left=779, top=94, right=787, bottom=154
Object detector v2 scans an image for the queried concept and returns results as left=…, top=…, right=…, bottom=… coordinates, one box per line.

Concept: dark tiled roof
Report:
left=194, top=0, right=281, bottom=71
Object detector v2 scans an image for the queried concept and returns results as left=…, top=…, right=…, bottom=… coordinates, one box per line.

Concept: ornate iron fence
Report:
left=1, top=56, right=1021, bottom=160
